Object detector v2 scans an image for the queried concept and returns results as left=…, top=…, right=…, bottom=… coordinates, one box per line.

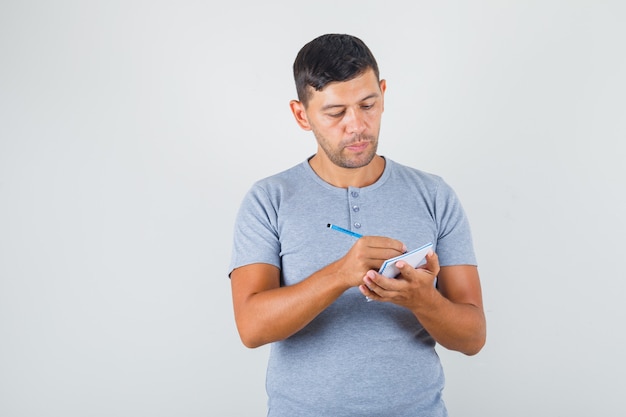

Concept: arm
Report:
left=230, top=236, right=407, bottom=348
left=359, top=251, right=486, bottom=355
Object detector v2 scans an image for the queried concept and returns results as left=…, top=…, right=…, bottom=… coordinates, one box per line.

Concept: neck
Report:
left=309, top=154, right=385, bottom=188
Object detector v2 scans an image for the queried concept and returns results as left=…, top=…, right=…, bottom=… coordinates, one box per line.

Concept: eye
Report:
left=361, top=103, right=374, bottom=110
left=328, top=111, right=345, bottom=118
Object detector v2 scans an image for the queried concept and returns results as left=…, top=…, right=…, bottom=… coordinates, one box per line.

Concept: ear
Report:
left=379, top=79, right=387, bottom=112
left=289, top=100, right=312, bottom=131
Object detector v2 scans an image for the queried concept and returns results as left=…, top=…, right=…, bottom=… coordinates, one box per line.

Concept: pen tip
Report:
left=327, top=223, right=331, bottom=228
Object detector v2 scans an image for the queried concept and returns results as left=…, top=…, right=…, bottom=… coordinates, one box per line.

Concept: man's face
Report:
left=297, top=69, right=386, bottom=169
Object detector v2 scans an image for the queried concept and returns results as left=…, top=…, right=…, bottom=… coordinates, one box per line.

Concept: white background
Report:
left=1, top=1, right=625, bottom=416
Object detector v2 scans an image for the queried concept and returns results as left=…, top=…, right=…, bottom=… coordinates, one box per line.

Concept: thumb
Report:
left=422, top=250, right=440, bottom=274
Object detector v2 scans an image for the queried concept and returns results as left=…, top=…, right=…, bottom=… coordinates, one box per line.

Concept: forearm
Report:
left=232, top=236, right=409, bottom=348
left=233, top=263, right=350, bottom=348
left=411, top=287, right=486, bottom=355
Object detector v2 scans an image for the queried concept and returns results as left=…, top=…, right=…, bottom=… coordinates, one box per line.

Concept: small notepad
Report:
left=378, top=242, right=433, bottom=278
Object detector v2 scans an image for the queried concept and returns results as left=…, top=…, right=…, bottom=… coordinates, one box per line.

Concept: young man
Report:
left=229, top=33, right=486, bottom=417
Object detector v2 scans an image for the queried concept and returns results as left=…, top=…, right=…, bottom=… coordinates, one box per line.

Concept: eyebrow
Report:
left=320, top=93, right=380, bottom=111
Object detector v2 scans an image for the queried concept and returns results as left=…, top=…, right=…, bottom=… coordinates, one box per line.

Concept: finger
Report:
left=359, top=271, right=381, bottom=301
left=410, top=250, right=438, bottom=271
left=362, top=270, right=379, bottom=291
left=423, top=250, right=440, bottom=274
left=363, top=269, right=398, bottom=293
left=361, top=236, right=407, bottom=254
left=395, top=260, right=418, bottom=279
left=361, top=270, right=386, bottom=300
left=396, top=256, right=432, bottom=280
left=358, top=284, right=376, bottom=302
left=396, top=251, right=439, bottom=284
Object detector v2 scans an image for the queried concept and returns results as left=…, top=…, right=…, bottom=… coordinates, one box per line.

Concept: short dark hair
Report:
left=293, top=34, right=380, bottom=107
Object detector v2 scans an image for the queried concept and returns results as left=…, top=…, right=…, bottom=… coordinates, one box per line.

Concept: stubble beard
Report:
left=315, top=132, right=379, bottom=169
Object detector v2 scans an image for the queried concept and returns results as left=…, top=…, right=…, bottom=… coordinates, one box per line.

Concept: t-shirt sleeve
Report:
left=228, top=183, right=282, bottom=277
left=433, top=179, right=477, bottom=267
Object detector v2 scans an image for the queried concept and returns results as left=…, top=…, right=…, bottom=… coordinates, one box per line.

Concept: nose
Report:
left=344, top=107, right=366, bottom=135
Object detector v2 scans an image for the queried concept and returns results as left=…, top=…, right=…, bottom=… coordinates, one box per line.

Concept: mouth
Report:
left=344, top=141, right=370, bottom=152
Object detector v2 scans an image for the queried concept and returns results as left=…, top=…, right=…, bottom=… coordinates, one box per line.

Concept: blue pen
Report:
left=327, top=223, right=370, bottom=302
left=327, top=223, right=363, bottom=238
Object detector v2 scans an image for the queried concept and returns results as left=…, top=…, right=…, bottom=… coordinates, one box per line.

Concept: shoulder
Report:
left=384, top=158, right=450, bottom=192
left=239, top=159, right=316, bottom=213
left=250, top=160, right=310, bottom=193
left=242, top=160, right=307, bottom=202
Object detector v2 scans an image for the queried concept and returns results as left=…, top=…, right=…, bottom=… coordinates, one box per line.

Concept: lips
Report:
left=345, top=141, right=369, bottom=151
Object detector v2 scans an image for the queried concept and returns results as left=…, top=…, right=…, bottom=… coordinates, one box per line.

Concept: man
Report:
left=229, top=33, right=486, bottom=416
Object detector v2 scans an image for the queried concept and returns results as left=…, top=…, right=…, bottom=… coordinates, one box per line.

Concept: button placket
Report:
left=348, top=187, right=362, bottom=232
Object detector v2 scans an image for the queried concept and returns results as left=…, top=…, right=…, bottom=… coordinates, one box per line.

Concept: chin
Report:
left=340, top=155, right=376, bottom=169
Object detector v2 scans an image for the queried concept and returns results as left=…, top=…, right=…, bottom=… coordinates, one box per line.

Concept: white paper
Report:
left=378, top=242, right=433, bottom=278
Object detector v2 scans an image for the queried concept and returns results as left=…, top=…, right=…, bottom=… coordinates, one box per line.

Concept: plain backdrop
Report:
left=1, top=1, right=625, bottom=416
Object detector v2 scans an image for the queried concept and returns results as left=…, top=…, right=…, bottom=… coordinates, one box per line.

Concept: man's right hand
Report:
left=332, top=236, right=407, bottom=288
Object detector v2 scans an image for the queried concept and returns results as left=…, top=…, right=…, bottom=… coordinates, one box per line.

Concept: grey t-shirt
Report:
left=229, top=157, right=476, bottom=417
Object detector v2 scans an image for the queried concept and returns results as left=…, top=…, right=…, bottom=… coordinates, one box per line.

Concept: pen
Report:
left=327, top=223, right=370, bottom=302
left=327, top=223, right=363, bottom=239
